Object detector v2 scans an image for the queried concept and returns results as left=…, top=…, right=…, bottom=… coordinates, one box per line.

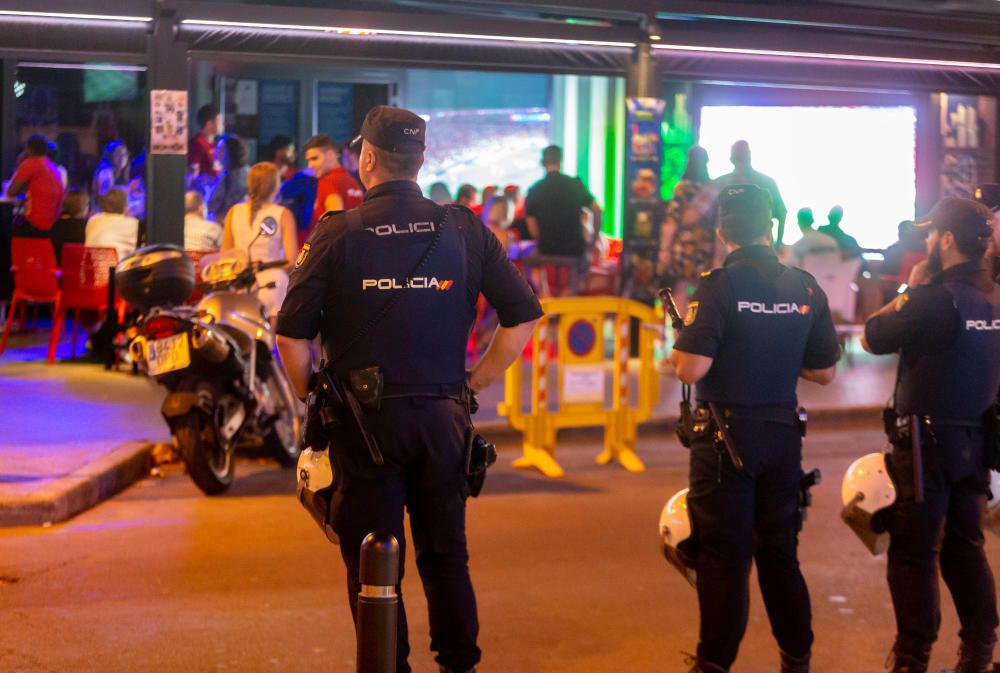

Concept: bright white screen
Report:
left=699, top=106, right=916, bottom=250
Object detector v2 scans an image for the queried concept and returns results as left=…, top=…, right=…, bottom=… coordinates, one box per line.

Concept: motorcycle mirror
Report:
left=259, top=216, right=278, bottom=237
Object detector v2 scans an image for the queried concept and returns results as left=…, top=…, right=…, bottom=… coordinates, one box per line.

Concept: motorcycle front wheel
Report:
left=175, top=410, right=235, bottom=495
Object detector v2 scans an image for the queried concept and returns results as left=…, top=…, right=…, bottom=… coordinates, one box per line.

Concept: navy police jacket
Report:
left=276, top=180, right=542, bottom=386
left=674, top=245, right=840, bottom=407
left=866, top=260, right=1000, bottom=420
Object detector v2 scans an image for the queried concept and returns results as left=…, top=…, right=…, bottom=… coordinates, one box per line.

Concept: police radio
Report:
left=659, top=287, right=694, bottom=448
left=659, top=287, right=744, bottom=469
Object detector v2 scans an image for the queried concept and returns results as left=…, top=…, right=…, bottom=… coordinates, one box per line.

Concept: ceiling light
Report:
left=0, top=10, right=150, bottom=22
left=181, top=19, right=635, bottom=48
left=651, top=43, right=1000, bottom=70
left=18, top=62, right=147, bottom=71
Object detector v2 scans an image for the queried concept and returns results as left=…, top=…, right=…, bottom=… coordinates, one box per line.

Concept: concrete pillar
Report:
left=145, top=1, right=188, bottom=245
left=1, top=59, right=16, bottom=181
left=626, top=41, right=661, bottom=100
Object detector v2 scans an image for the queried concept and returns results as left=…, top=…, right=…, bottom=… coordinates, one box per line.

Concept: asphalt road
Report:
left=2, top=427, right=998, bottom=673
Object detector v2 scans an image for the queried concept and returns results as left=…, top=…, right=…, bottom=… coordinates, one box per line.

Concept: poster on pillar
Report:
left=621, top=97, right=665, bottom=306
left=936, top=93, right=996, bottom=200
left=150, top=90, right=188, bottom=155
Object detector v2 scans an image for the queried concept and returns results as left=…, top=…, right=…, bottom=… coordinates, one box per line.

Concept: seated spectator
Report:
left=790, top=207, right=839, bottom=266
left=184, top=190, right=223, bottom=251
left=6, top=134, right=65, bottom=238
left=207, top=134, right=249, bottom=221
left=428, top=182, right=451, bottom=205
left=267, top=135, right=298, bottom=183
left=482, top=194, right=515, bottom=250
left=50, top=188, right=89, bottom=264
left=880, top=220, right=926, bottom=276
left=505, top=184, right=532, bottom=241
left=92, top=140, right=130, bottom=209
left=455, top=183, right=478, bottom=209
left=278, top=167, right=318, bottom=246
left=85, top=188, right=139, bottom=261
left=475, top=184, right=497, bottom=216
left=817, top=205, right=863, bottom=259
left=339, top=140, right=362, bottom=188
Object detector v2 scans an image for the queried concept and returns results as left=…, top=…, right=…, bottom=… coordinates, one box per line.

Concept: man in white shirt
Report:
left=84, top=188, right=139, bottom=262
left=183, top=190, right=223, bottom=251
left=790, top=207, right=839, bottom=266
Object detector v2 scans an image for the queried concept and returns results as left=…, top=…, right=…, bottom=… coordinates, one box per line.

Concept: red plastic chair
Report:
left=58, top=244, right=121, bottom=358
left=0, top=238, right=62, bottom=363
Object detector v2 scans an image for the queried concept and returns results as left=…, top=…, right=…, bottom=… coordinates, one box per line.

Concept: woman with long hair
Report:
left=207, top=133, right=249, bottom=221
left=222, top=162, right=298, bottom=317
left=658, top=145, right=719, bottom=311
left=91, top=140, right=129, bottom=208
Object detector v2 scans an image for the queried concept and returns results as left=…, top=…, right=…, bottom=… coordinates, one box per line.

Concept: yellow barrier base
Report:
left=595, top=444, right=646, bottom=473
left=513, top=446, right=565, bottom=478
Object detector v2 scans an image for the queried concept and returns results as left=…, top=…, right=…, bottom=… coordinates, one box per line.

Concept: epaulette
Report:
left=699, top=267, right=726, bottom=279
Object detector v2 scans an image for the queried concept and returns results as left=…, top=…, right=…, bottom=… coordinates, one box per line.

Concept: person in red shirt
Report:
left=6, top=135, right=65, bottom=237
left=188, top=104, right=222, bottom=183
left=304, top=133, right=363, bottom=229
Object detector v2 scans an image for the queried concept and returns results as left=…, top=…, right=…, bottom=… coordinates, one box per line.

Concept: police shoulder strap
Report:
left=324, top=205, right=453, bottom=369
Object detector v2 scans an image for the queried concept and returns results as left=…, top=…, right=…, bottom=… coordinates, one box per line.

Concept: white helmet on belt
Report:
left=296, top=447, right=339, bottom=544
left=987, top=470, right=1000, bottom=538
left=841, top=453, right=897, bottom=555
left=659, top=488, right=696, bottom=587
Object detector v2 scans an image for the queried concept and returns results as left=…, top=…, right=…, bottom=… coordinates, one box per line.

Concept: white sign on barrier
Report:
left=562, top=364, right=605, bottom=404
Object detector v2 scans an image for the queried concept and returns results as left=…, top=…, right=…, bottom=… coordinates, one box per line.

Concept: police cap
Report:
left=974, top=183, right=1000, bottom=212
left=351, top=105, right=426, bottom=155
left=914, top=197, right=994, bottom=241
left=719, top=183, right=772, bottom=245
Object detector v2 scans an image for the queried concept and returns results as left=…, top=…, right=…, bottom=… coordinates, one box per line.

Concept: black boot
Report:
left=682, top=653, right=728, bottom=673
left=940, top=639, right=996, bottom=673
left=887, top=642, right=931, bottom=673
left=781, top=649, right=810, bottom=673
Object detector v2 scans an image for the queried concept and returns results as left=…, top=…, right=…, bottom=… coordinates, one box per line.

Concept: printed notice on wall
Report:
left=150, top=89, right=188, bottom=155
left=562, top=364, right=606, bottom=404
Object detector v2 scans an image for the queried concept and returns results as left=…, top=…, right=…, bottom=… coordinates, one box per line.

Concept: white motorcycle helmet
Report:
left=987, top=470, right=1000, bottom=538
left=659, top=488, right=697, bottom=587
left=296, top=447, right=339, bottom=544
left=841, top=453, right=897, bottom=556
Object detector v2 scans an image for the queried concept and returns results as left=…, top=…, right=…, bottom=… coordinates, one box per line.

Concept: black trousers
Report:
left=330, top=396, right=480, bottom=673
left=886, top=425, right=998, bottom=658
left=686, top=418, right=812, bottom=670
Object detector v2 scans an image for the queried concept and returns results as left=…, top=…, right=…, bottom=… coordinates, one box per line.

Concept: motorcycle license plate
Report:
left=146, top=333, right=190, bottom=376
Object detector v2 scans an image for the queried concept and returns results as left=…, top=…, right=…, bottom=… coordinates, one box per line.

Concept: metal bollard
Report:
left=357, top=532, right=399, bottom=673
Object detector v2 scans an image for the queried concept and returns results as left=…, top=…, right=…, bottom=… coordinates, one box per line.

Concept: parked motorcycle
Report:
left=118, top=218, right=301, bottom=494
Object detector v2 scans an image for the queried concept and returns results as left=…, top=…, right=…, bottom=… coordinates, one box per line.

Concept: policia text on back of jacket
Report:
left=669, top=184, right=841, bottom=673
left=862, top=197, right=1000, bottom=673
left=275, top=106, right=542, bottom=673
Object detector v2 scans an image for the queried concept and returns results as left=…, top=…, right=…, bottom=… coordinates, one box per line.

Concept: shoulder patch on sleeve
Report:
left=295, top=243, right=310, bottom=269
left=894, top=292, right=909, bottom=312
left=684, top=301, right=699, bottom=326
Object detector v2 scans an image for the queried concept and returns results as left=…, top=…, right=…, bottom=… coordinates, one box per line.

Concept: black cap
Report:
left=719, top=183, right=771, bottom=218
left=974, top=184, right=1000, bottom=212
left=914, top=197, right=993, bottom=240
left=718, top=184, right=772, bottom=244
left=351, top=105, right=425, bottom=155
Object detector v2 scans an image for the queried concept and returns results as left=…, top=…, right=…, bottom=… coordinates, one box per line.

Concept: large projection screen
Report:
left=699, top=106, right=916, bottom=250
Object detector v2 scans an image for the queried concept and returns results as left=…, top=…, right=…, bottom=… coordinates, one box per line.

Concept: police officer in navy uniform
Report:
left=973, top=184, right=1000, bottom=282
left=276, top=106, right=542, bottom=673
left=669, top=184, right=840, bottom=673
left=863, top=197, right=1000, bottom=673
